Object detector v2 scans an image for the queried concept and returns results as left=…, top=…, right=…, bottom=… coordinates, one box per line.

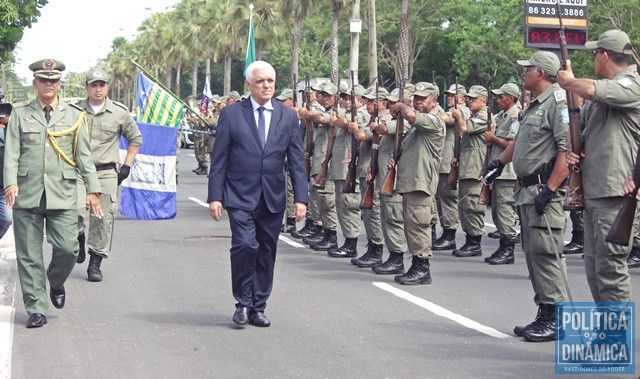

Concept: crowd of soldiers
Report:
left=187, top=30, right=639, bottom=343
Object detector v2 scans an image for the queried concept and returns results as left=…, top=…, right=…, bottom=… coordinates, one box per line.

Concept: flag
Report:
left=119, top=122, right=178, bottom=220
left=199, top=77, right=212, bottom=115
left=243, top=3, right=256, bottom=76
left=136, top=71, right=184, bottom=127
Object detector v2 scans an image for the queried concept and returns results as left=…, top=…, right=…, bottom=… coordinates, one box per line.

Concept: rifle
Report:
left=304, top=73, right=314, bottom=181
left=606, top=146, right=640, bottom=246
left=313, top=78, right=340, bottom=190
left=380, top=80, right=405, bottom=196
left=360, top=81, right=380, bottom=209
left=343, top=70, right=359, bottom=193
left=478, top=87, right=493, bottom=206
left=445, top=76, right=461, bottom=190
left=556, top=1, right=584, bottom=211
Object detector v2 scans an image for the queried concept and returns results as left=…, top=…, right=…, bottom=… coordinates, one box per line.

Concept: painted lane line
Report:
left=373, top=282, right=511, bottom=339
left=188, top=197, right=304, bottom=248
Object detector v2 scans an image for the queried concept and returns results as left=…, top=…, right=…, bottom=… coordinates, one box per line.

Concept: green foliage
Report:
left=0, top=0, right=48, bottom=63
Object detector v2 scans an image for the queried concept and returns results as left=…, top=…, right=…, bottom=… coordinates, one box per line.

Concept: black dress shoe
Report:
left=233, top=306, right=249, bottom=325
left=50, top=286, right=65, bottom=309
left=248, top=311, right=271, bottom=327
left=26, top=313, right=47, bottom=328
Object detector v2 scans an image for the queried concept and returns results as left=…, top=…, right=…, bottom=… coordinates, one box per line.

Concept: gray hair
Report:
left=245, top=61, right=276, bottom=83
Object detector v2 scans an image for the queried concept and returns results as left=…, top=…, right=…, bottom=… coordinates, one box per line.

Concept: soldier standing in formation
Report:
left=559, top=30, right=640, bottom=303
left=4, top=59, right=102, bottom=328
left=276, top=88, right=298, bottom=233
left=76, top=68, right=142, bottom=282
left=483, top=83, right=520, bottom=265
left=485, top=51, right=570, bottom=342
left=451, top=85, right=489, bottom=257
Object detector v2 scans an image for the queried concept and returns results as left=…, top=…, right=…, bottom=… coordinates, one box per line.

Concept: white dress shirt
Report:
left=250, top=96, right=274, bottom=144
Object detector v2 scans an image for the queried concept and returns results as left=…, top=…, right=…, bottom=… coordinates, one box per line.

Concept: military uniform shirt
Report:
left=440, top=105, right=470, bottom=174
left=459, top=106, right=489, bottom=180
left=512, top=83, right=568, bottom=205
left=581, top=64, right=640, bottom=199
left=490, top=104, right=519, bottom=180
left=327, top=106, right=369, bottom=180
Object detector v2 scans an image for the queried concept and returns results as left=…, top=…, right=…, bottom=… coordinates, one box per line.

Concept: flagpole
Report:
left=131, top=59, right=210, bottom=125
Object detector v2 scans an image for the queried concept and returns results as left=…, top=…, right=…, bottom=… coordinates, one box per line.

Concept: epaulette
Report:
left=69, top=103, right=84, bottom=112
left=12, top=101, right=30, bottom=108
left=113, top=100, right=129, bottom=111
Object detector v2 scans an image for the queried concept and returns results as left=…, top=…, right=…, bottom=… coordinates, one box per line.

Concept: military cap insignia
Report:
left=416, top=84, right=426, bottom=91
left=469, top=87, right=477, bottom=93
left=43, top=60, right=55, bottom=69
left=391, top=89, right=399, bottom=96
left=93, top=70, right=103, bottom=78
left=323, top=84, right=332, bottom=91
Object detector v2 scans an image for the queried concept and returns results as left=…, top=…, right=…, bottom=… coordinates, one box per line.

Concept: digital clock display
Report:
left=527, top=28, right=587, bottom=48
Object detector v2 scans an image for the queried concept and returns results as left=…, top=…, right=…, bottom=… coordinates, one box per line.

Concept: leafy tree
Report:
left=0, top=0, right=48, bottom=63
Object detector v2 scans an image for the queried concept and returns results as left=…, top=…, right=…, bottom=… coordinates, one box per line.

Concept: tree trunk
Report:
left=206, top=44, right=212, bottom=91
left=397, top=0, right=410, bottom=84
left=164, top=61, right=172, bottom=89
left=291, top=17, right=301, bottom=87
left=224, top=53, right=232, bottom=95
left=175, top=53, right=183, bottom=96
left=330, top=0, right=340, bottom=84
left=367, top=0, right=378, bottom=86
left=192, top=55, right=198, bottom=98
left=350, top=0, right=361, bottom=85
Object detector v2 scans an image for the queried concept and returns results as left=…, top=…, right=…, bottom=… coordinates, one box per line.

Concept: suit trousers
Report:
left=226, top=194, right=283, bottom=312
left=14, top=193, right=78, bottom=315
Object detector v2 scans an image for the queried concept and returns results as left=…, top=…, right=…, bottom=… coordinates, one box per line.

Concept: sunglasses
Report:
left=591, top=49, right=605, bottom=58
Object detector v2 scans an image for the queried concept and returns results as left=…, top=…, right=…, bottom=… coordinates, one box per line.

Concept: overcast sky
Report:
left=14, top=0, right=180, bottom=83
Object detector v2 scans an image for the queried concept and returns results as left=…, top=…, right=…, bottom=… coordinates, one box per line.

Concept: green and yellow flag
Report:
left=136, top=71, right=184, bottom=127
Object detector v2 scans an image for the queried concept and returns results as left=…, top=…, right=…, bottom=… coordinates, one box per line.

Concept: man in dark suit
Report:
left=208, top=61, right=308, bottom=327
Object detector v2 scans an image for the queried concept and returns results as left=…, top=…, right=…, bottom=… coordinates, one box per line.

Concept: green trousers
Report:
left=490, top=179, right=518, bottom=240
left=435, top=173, right=459, bottom=229
left=458, top=179, right=486, bottom=237
left=333, top=179, right=361, bottom=238
left=402, top=191, right=434, bottom=259
left=359, top=179, right=384, bottom=245
left=77, top=173, right=118, bottom=257
left=381, top=192, right=407, bottom=253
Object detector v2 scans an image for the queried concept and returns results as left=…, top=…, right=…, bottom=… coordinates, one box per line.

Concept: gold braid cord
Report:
left=47, top=112, right=87, bottom=167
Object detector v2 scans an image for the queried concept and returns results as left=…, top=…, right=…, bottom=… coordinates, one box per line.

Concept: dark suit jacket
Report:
left=207, top=97, right=308, bottom=212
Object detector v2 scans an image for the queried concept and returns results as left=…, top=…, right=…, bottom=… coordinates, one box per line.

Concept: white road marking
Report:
left=189, top=197, right=209, bottom=208
left=373, top=282, right=511, bottom=339
left=187, top=153, right=195, bottom=157
left=188, top=197, right=304, bottom=248
left=0, top=305, right=14, bottom=379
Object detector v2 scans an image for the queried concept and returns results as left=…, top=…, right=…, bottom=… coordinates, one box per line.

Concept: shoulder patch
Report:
left=618, top=77, right=633, bottom=88
left=509, top=121, right=518, bottom=133
left=561, top=108, right=569, bottom=124
left=68, top=103, right=84, bottom=112
left=12, top=101, right=30, bottom=108
left=113, top=100, right=129, bottom=111
left=554, top=90, right=566, bottom=103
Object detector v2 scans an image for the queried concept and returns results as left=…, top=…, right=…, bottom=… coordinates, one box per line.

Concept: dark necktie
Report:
left=44, top=105, right=53, bottom=124
left=257, top=106, right=266, bottom=148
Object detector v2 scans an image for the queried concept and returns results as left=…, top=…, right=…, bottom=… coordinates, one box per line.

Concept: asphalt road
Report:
left=2, top=149, right=639, bottom=378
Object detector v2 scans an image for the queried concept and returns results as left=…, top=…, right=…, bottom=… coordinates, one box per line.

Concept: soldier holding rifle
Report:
left=559, top=30, right=640, bottom=302
left=484, top=51, right=569, bottom=342
left=387, top=82, right=444, bottom=285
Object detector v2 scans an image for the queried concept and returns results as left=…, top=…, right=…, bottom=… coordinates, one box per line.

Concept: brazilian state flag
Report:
left=136, top=72, right=184, bottom=127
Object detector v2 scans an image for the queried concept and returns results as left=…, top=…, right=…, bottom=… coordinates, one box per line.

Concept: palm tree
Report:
left=281, top=0, right=314, bottom=86
left=175, top=0, right=208, bottom=97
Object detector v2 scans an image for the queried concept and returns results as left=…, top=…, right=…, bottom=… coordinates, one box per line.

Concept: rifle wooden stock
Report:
left=556, top=1, right=584, bottom=211
left=360, top=133, right=381, bottom=210
left=304, top=73, right=313, bottom=181
left=380, top=116, right=403, bottom=196
left=478, top=88, right=493, bottom=206
left=606, top=141, right=640, bottom=245
left=445, top=77, right=460, bottom=191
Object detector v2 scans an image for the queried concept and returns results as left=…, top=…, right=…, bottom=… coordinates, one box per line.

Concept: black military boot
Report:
left=432, top=229, right=456, bottom=250
left=514, top=305, right=544, bottom=337
left=488, top=230, right=501, bottom=239
left=487, top=237, right=515, bottom=265
left=303, top=227, right=327, bottom=245
left=282, top=217, right=296, bottom=233
left=291, top=219, right=317, bottom=239
left=328, top=237, right=359, bottom=258
left=627, top=247, right=640, bottom=268
left=484, top=245, right=502, bottom=263
left=394, top=256, right=431, bottom=285
left=195, top=165, right=208, bottom=175
left=311, top=229, right=338, bottom=251
left=351, top=242, right=383, bottom=267
left=452, top=235, right=482, bottom=257
left=87, top=252, right=103, bottom=282
left=372, top=252, right=405, bottom=274
left=563, top=230, right=583, bottom=255
left=76, top=232, right=86, bottom=264
left=524, top=304, right=557, bottom=342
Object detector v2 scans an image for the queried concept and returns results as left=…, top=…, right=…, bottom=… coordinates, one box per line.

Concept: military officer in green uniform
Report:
left=485, top=51, right=570, bottom=342
left=484, top=83, right=520, bottom=265
left=451, top=85, right=490, bottom=257
left=559, top=30, right=640, bottom=303
left=350, top=86, right=385, bottom=264
left=366, top=87, right=410, bottom=273
left=4, top=59, right=102, bottom=328
left=76, top=68, right=142, bottom=282
left=433, top=84, right=469, bottom=250
left=387, top=82, right=445, bottom=285
left=327, top=84, right=368, bottom=258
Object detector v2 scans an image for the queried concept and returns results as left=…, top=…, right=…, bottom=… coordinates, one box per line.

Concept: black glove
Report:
left=482, top=159, right=505, bottom=184
left=534, top=185, right=555, bottom=215
left=118, top=164, right=131, bottom=185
